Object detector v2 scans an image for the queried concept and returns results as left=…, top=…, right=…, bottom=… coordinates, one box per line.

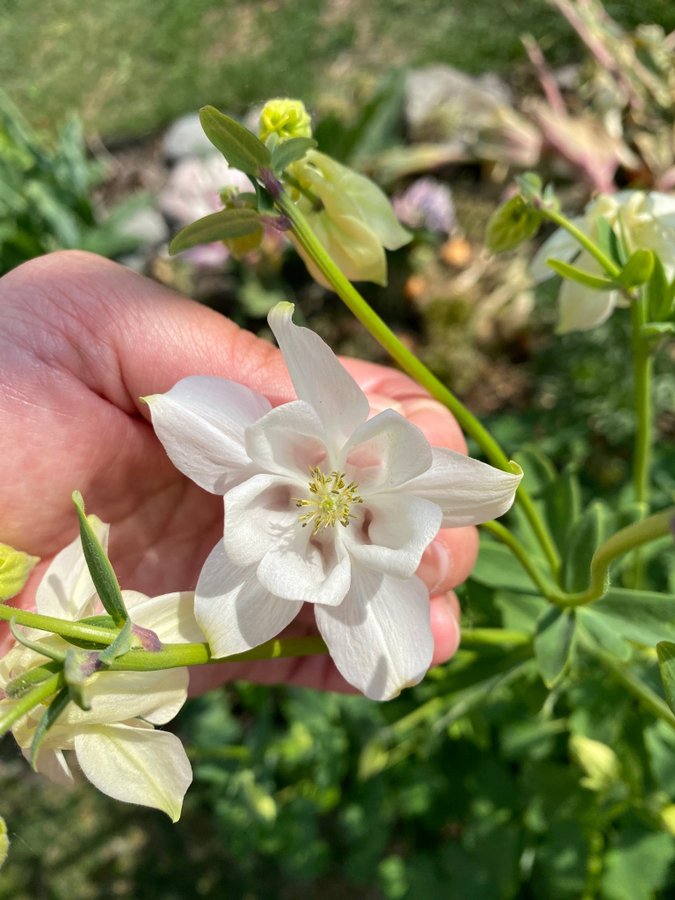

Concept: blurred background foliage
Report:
left=1, top=1, right=675, bottom=897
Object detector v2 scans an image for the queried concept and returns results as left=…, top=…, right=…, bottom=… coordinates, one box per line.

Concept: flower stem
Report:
left=0, top=604, right=117, bottom=644
left=480, top=521, right=561, bottom=600
left=0, top=671, right=65, bottom=738
left=538, top=206, right=621, bottom=278
left=630, top=289, right=653, bottom=586
left=277, top=190, right=561, bottom=576
left=460, top=627, right=531, bottom=648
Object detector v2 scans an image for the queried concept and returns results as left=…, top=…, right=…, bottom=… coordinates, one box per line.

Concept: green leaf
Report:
left=642, top=322, right=675, bottom=339
left=29, top=686, right=71, bottom=769
left=513, top=445, right=556, bottom=497
left=72, top=491, right=128, bottom=626
left=471, top=540, right=547, bottom=594
left=601, top=828, right=675, bottom=900
left=546, top=257, right=616, bottom=290
left=534, top=607, right=576, bottom=687
left=584, top=588, right=675, bottom=646
left=595, top=214, right=626, bottom=266
left=646, top=253, right=672, bottom=322
left=271, top=137, right=316, bottom=173
left=657, top=642, right=675, bottom=714
left=576, top=609, right=631, bottom=661
left=199, top=106, right=271, bottom=176
left=562, top=501, right=609, bottom=593
left=98, top=617, right=133, bottom=666
left=542, top=464, right=581, bottom=556
left=168, top=208, right=262, bottom=255
left=615, top=249, right=654, bottom=290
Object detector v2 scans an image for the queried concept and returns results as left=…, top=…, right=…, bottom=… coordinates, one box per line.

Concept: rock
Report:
left=163, top=113, right=215, bottom=162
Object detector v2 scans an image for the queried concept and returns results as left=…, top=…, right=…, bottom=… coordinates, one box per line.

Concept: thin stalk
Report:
left=630, top=289, right=653, bottom=586
left=460, top=627, right=531, bottom=648
left=481, top=520, right=562, bottom=601
left=0, top=671, right=65, bottom=737
left=538, top=206, right=621, bottom=278
left=0, top=604, right=117, bottom=645
left=278, top=191, right=561, bottom=576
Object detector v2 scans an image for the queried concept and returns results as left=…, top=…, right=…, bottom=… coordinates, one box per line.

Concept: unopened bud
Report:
left=486, top=195, right=542, bottom=253
left=569, top=735, right=621, bottom=791
left=259, top=98, right=312, bottom=144
left=0, top=544, right=39, bottom=601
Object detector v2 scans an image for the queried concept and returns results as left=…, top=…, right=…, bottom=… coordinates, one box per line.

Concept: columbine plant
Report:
left=2, top=96, right=674, bottom=838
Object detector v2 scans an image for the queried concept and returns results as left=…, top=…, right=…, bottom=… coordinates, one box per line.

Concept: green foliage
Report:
left=0, top=92, right=142, bottom=274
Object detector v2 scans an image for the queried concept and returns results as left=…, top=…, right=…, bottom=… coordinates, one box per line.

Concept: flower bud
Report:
left=259, top=99, right=312, bottom=144
left=0, top=815, right=8, bottom=869
left=0, top=543, right=39, bottom=601
left=569, top=734, right=621, bottom=791
left=660, top=804, right=675, bottom=836
left=486, top=195, right=542, bottom=253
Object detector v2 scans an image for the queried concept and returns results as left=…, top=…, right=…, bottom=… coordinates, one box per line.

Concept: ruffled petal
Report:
left=195, top=542, right=302, bottom=657
left=267, top=304, right=370, bottom=451
left=314, top=566, right=433, bottom=700
left=145, top=376, right=271, bottom=493
left=74, top=723, right=192, bottom=822
left=36, top=519, right=108, bottom=620
left=245, top=401, right=330, bottom=476
left=224, top=474, right=299, bottom=567
left=557, top=280, right=617, bottom=333
left=340, top=409, right=433, bottom=491
left=400, top=448, right=522, bottom=527
left=345, top=495, right=442, bottom=578
left=257, top=529, right=351, bottom=606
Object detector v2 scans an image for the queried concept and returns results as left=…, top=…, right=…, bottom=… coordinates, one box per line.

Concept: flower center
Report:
left=294, top=467, right=363, bottom=534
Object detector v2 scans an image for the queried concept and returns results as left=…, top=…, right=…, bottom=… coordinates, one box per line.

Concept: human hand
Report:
left=0, top=250, right=477, bottom=692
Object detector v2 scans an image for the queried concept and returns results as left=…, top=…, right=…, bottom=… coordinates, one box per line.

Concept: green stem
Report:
left=538, top=206, right=621, bottom=278
left=0, top=671, right=65, bottom=737
left=460, top=627, right=531, bottom=648
left=481, top=520, right=561, bottom=601
left=0, top=604, right=117, bottom=645
left=278, top=190, right=561, bottom=576
left=630, top=290, right=653, bottom=587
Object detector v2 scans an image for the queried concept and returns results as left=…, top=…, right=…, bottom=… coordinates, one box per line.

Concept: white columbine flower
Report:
left=146, top=303, right=521, bottom=701
left=0, top=520, right=202, bottom=821
left=531, top=190, right=675, bottom=333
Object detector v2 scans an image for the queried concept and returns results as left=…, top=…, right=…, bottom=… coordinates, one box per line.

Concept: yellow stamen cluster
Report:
left=295, top=467, right=363, bottom=534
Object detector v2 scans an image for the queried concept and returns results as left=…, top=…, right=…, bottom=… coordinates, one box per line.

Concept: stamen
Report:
left=294, top=467, right=363, bottom=534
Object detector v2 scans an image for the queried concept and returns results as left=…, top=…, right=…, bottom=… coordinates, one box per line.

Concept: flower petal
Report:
left=36, top=519, right=108, bottom=620
left=267, top=303, right=370, bottom=451
left=557, top=280, right=617, bottom=333
left=195, top=542, right=302, bottom=656
left=400, top=448, right=522, bottom=527
left=346, top=494, right=442, bottom=578
left=530, top=219, right=584, bottom=282
left=145, top=376, right=271, bottom=493
left=121, top=590, right=205, bottom=644
left=257, top=529, right=351, bottom=606
left=74, top=723, right=192, bottom=822
left=224, top=474, right=298, bottom=567
left=314, top=566, right=433, bottom=701
left=340, top=409, right=433, bottom=491
left=245, top=401, right=330, bottom=476
left=29, top=747, right=75, bottom=786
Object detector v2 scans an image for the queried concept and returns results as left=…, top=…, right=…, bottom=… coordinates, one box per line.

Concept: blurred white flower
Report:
left=146, top=303, right=521, bottom=700
left=0, top=521, right=202, bottom=821
left=531, top=190, right=675, bottom=332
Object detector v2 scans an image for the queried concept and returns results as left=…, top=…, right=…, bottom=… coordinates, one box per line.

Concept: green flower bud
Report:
left=569, top=735, right=621, bottom=792
left=660, top=804, right=675, bottom=836
left=0, top=816, right=8, bottom=869
left=0, top=543, right=39, bottom=601
left=259, top=98, right=312, bottom=144
left=486, top=195, right=542, bottom=253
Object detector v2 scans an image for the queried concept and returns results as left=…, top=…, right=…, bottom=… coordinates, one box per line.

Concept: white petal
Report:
left=257, top=529, right=351, bottom=606
left=400, top=448, right=522, bottom=527
left=195, top=542, right=302, bottom=657
left=75, top=723, right=192, bottom=822
left=58, top=669, right=188, bottom=727
left=245, top=401, right=330, bottom=475
left=530, top=220, right=583, bottom=283
left=345, top=495, right=442, bottom=578
left=224, top=474, right=298, bottom=567
left=645, top=191, right=675, bottom=225
left=36, top=518, right=108, bottom=620
left=30, top=747, right=75, bottom=786
left=314, top=566, right=433, bottom=701
left=145, top=376, right=271, bottom=493
left=557, top=280, right=617, bottom=333
left=340, top=409, right=433, bottom=491
left=121, top=590, right=205, bottom=644
left=267, top=303, right=370, bottom=451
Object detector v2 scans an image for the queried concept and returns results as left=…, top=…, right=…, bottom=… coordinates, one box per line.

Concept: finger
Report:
left=429, top=592, right=461, bottom=666
left=417, top=525, right=479, bottom=594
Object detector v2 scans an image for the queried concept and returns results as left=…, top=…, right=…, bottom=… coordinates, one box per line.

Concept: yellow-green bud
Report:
left=0, top=543, right=39, bottom=601
left=660, top=804, right=675, bottom=836
left=569, top=735, right=621, bottom=792
left=259, top=98, right=312, bottom=144
left=0, top=816, right=8, bottom=869
left=486, top=195, right=542, bottom=253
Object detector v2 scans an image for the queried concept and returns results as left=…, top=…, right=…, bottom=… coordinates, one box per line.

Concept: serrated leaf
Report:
left=72, top=491, right=128, bottom=626
left=29, top=686, right=71, bottom=769
left=657, top=641, right=675, bottom=714
left=562, top=501, right=609, bottom=593
left=543, top=465, right=581, bottom=556
left=199, top=106, right=271, bottom=176
left=169, top=208, right=262, bottom=255
left=615, top=249, right=654, bottom=289
left=271, top=137, right=316, bottom=173
left=546, top=257, right=616, bottom=290
left=534, top=606, right=576, bottom=687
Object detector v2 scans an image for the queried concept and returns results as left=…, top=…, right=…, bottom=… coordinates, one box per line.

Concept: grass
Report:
left=1, top=0, right=674, bottom=139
